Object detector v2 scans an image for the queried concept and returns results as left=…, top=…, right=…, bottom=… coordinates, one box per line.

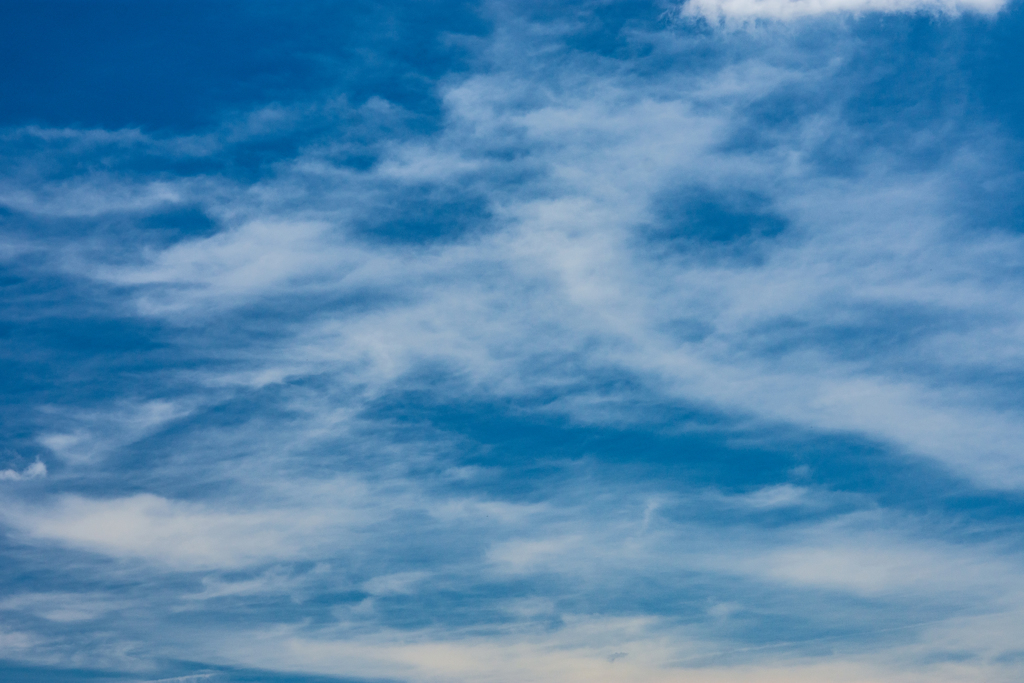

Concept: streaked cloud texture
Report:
left=1, top=1, right=1023, bottom=682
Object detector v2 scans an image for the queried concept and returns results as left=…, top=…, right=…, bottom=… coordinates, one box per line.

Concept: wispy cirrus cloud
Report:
left=0, top=3, right=1023, bottom=683
left=18, top=22, right=1017, bottom=487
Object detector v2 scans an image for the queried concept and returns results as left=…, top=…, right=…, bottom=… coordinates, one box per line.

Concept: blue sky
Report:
left=1, top=1, right=1024, bottom=681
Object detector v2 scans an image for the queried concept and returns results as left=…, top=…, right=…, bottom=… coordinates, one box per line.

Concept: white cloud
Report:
left=97, top=218, right=370, bottom=315
left=38, top=399, right=194, bottom=465
left=0, top=175, right=186, bottom=218
left=715, top=484, right=812, bottom=509
left=0, top=592, right=125, bottom=623
left=26, top=42, right=1014, bottom=488
left=0, top=460, right=46, bottom=481
left=2, top=15, right=1016, bottom=495
left=206, top=613, right=1024, bottom=683
left=362, top=571, right=430, bottom=596
left=3, top=490, right=364, bottom=570
left=1, top=8, right=1023, bottom=682
left=728, top=532, right=1016, bottom=597
left=0, top=627, right=40, bottom=659
left=680, top=0, right=1007, bottom=21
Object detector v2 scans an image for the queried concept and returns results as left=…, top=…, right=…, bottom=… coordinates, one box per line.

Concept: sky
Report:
left=1, top=0, right=1024, bottom=681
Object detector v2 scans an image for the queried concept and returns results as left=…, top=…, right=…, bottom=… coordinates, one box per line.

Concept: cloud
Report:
left=680, top=0, right=1008, bottom=20
left=42, top=51, right=1020, bottom=488
left=206, top=614, right=1024, bottom=683
left=37, top=400, right=194, bottom=465
left=0, top=592, right=125, bottom=623
left=1, top=4, right=1023, bottom=682
left=362, top=572, right=431, bottom=596
left=0, top=460, right=46, bottom=481
left=0, top=628, right=40, bottom=660
left=725, top=525, right=1018, bottom=597
left=2, top=491, right=364, bottom=570
left=0, top=176, right=184, bottom=218
left=726, top=484, right=811, bottom=508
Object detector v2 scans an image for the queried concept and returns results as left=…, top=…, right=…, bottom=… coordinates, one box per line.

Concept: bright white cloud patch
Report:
left=682, top=0, right=1007, bottom=20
